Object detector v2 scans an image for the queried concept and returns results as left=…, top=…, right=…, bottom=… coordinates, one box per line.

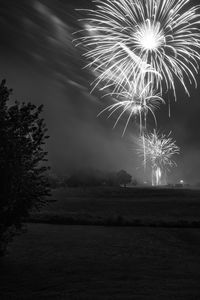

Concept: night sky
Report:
left=1, top=0, right=200, bottom=184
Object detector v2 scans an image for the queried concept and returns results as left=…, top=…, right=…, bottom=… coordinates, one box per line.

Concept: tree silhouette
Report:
left=0, top=80, right=50, bottom=255
left=116, top=170, right=132, bottom=187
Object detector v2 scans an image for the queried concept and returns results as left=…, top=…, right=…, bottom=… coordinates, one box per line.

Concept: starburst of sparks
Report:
left=137, top=131, right=180, bottom=185
left=75, top=0, right=200, bottom=99
left=98, top=80, right=165, bottom=136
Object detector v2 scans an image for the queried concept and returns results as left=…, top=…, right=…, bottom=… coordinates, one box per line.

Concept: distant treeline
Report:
left=47, top=169, right=138, bottom=188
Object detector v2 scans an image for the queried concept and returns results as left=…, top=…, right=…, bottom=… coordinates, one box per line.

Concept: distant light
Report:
left=180, top=180, right=184, bottom=185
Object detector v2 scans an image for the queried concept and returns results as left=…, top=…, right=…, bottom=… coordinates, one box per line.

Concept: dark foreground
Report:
left=1, top=223, right=200, bottom=299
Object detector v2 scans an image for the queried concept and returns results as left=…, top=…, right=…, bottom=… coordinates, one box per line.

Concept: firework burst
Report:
left=98, top=80, right=165, bottom=136
left=137, top=131, right=180, bottom=185
left=75, top=0, right=200, bottom=99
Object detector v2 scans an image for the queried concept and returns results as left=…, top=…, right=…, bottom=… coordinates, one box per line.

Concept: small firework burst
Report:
left=137, top=131, right=180, bottom=185
left=98, top=80, right=165, bottom=135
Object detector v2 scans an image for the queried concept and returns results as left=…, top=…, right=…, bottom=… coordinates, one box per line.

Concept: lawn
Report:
left=1, top=186, right=200, bottom=299
left=1, top=224, right=200, bottom=299
left=30, top=187, right=200, bottom=226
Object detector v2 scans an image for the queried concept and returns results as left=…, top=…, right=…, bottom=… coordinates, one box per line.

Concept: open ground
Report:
left=1, top=187, right=200, bottom=299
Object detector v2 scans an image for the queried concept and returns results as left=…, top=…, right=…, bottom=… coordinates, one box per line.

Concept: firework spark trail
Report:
left=75, top=0, right=200, bottom=100
left=137, top=130, right=180, bottom=185
left=78, top=38, right=161, bottom=95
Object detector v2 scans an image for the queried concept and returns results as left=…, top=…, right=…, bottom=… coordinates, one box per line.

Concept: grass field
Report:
left=1, top=186, right=200, bottom=299
left=30, top=187, right=200, bottom=227
left=1, top=224, right=200, bottom=299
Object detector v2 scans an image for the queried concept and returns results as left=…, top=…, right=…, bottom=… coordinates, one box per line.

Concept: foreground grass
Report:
left=2, top=188, right=200, bottom=299
left=1, top=223, right=200, bottom=299
left=29, top=187, right=200, bottom=228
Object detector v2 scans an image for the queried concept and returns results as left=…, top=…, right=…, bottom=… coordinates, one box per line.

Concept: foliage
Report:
left=116, top=170, right=132, bottom=187
left=0, top=79, right=50, bottom=255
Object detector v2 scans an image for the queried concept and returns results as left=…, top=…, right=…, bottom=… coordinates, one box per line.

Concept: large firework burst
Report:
left=75, top=0, right=200, bottom=99
left=137, top=131, right=180, bottom=185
